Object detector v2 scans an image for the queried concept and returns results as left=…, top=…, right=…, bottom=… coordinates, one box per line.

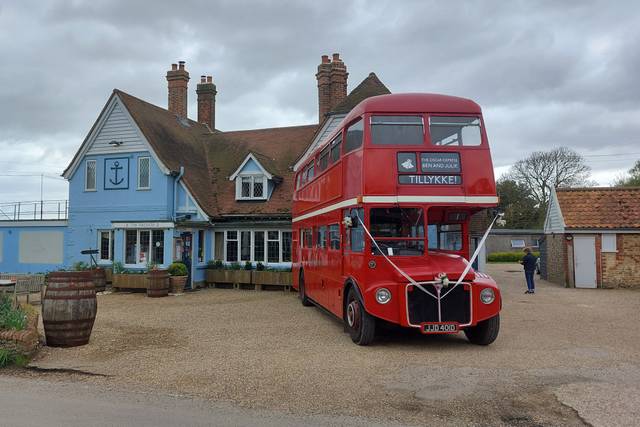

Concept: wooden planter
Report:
left=206, top=270, right=252, bottom=288
left=170, top=276, right=187, bottom=294
left=112, top=273, right=149, bottom=290
left=252, top=271, right=293, bottom=286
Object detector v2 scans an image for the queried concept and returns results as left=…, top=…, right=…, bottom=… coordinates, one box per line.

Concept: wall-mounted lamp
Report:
left=108, top=140, right=123, bottom=146
left=565, top=236, right=573, bottom=241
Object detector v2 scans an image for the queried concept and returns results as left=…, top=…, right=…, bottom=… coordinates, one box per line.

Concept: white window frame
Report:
left=137, top=156, right=151, bottom=190
left=124, top=229, right=165, bottom=267
left=510, top=239, right=526, bottom=248
left=222, top=229, right=291, bottom=264
left=601, top=233, right=617, bottom=253
left=235, top=174, right=267, bottom=200
left=85, top=159, right=97, bottom=191
left=98, top=230, right=113, bottom=263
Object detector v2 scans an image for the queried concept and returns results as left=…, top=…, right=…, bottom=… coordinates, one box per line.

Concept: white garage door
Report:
left=573, top=235, right=597, bottom=288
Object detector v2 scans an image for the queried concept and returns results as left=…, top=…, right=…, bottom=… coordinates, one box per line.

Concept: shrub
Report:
left=113, top=261, right=125, bottom=274
left=168, top=262, right=188, bottom=276
left=256, top=262, right=265, bottom=271
left=244, top=261, right=253, bottom=271
left=229, top=262, right=241, bottom=270
left=0, top=348, right=14, bottom=368
left=0, top=295, right=27, bottom=331
left=487, top=251, right=540, bottom=263
left=72, top=261, right=90, bottom=271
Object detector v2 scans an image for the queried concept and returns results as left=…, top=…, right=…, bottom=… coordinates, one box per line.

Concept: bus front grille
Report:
left=407, top=284, right=471, bottom=325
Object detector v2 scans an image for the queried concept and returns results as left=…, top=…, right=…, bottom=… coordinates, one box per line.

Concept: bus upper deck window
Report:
left=344, top=119, right=364, bottom=153
left=330, top=135, right=342, bottom=163
left=430, top=116, right=482, bottom=146
left=371, top=115, right=423, bottom=146
left=318, top=146, right=330, bottom=171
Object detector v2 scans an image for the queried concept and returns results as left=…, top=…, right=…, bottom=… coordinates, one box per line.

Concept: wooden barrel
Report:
left=43, top=271, right=97, bottom=348
left=147, top=270, right=169, bottom=297
left=92, top=268, right=106, bottom=292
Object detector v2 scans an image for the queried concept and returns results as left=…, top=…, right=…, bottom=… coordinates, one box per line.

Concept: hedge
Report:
left=487, top=251, right=540, bottom=263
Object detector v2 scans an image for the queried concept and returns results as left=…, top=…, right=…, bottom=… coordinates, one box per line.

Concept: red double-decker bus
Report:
left=292, top=93, right=502, bottom=346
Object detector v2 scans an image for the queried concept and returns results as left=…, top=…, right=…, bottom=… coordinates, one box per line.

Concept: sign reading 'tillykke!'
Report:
left=421, top=152, right=461, bottom=173
left=398, top=175, right=462, bottom=185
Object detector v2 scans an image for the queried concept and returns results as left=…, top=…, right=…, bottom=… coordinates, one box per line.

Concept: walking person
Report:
left=521, top=247, right=537, bottom=294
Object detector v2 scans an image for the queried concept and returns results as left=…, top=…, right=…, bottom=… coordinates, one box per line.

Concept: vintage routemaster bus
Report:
left=292, top=93, right=501, bottom=346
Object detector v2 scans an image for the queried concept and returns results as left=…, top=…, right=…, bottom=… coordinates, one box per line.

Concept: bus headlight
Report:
left=375, top=288, right=392, bottom=304
left=480, top=288, right=495, bottom=305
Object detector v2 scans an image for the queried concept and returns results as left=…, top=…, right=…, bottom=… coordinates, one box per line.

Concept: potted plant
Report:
left=168, top=262, right=188, bottom=294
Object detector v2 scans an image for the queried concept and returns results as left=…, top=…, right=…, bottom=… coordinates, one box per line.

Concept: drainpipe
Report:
left=173, top=166, right=185, bottom=222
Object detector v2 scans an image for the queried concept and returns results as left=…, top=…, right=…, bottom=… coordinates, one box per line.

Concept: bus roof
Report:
left=344, top=93, right=482, bottom=123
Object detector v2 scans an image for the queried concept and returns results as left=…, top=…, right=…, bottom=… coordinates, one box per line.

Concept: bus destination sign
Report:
left=398, top=175, right=462, bottom=185
left=421, top=152, right=461, bottom=173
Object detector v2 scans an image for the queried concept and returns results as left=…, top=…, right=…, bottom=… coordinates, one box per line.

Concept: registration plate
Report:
left=421, top=322, right=459, bottom=334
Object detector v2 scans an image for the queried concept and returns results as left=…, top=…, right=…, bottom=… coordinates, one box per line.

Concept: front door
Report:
left=573, top=236, right=597, bottom=288
left=181, top=232, right=193, bottom=290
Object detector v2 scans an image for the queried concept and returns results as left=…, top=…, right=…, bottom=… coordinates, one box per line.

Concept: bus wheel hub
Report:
left=347, top=301, right=360, bottom=328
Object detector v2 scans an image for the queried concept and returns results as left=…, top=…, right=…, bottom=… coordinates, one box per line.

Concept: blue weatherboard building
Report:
left=0, top=56, right=391, bottom=286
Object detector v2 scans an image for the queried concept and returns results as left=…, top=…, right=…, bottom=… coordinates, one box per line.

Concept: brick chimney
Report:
left=197, top=75, right=217, bottom=130
left=329, top=53, right=348, bottom=111
left=316, top=55, right=332, bottom=122
left=166, top=61, right=190, bottom=119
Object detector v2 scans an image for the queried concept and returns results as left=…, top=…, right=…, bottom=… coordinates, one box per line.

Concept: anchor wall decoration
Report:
left=104, top=157, right=129, bottom=190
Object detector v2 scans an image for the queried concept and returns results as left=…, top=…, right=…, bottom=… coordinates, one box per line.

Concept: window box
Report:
left=251, top=270, right=292, bottom=287
left=205, top=269, right=252, bottom=286
left=112, top=273, right=149, bottom=290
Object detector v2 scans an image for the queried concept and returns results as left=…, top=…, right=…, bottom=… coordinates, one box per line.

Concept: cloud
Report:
left=0, top=0, right=639, bottom=201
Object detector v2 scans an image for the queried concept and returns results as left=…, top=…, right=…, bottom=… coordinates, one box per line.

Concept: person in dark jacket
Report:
left=520, top=247, right=537, bottom=294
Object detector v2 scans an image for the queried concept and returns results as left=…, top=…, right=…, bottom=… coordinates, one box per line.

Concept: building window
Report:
left=237, top=175, right=266, bottom=200
left=601, top=234, right=617, bottom=252
left=98, top=230, right=113, bottom=262
left=329, top=224, right=340, bottom=250
left=85, top=160, right=96, bottom=191
left=137, top=157, right=150, bottom=189
left=510, top=239, right=526, bottom=248
left=226, top=231, right=238, bottom=262
left=282, top=232, right=292, bottom=262
left=241, top=231, right=251, bottom=261
left=267, top=231, right=280, bottom=263
left=124, top=229, right=164, bottom=266
left=254, top=231, right=265, bottom=262
left=197, top=230, right=205, bottom=263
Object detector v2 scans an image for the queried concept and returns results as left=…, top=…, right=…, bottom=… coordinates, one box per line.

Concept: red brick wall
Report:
left=196, top=75, right=217, bottom=130
left=545, top=234, right=568, bottom=286
left=166, top=62, right=190, bottom=119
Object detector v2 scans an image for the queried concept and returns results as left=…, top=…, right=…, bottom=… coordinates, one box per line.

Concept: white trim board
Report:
left=291, top=195, right=498, bottom=223
left=229, top=153, right=274, bottom=181
left=0, top=220, right=68, bottom=227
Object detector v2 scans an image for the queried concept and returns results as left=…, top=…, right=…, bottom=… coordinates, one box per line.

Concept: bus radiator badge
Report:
left=436, top=272, right=450, bottom=287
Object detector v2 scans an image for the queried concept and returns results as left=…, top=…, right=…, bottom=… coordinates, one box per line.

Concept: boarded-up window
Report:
left=138, top=157, right=150, bottom=189
left=85, top=160, right=96, bottom=191
left=18, top=231, right=64, bottom=264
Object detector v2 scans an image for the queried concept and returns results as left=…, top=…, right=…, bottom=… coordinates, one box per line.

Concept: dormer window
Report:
left=230, top=153, right=274, bottom=201
left=238, top=174, right=266, bottom=200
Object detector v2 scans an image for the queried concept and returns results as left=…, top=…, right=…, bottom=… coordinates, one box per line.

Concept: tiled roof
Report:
left=117, top=90, right=317, bottom=219
left=556, top=187, right=640, bottom=229
left=329, top=72, right=391, bottom=115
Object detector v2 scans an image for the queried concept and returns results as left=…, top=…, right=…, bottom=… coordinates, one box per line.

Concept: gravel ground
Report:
left=6, top=264, right=640, bottom=426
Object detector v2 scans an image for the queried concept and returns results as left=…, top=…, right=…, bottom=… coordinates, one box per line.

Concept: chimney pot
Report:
left=321, top=55, right=330, bottom=64
left=171, top=63, right=178, bottom=70
left=207, top=76, right=212, bottom=83
left=201, top=75, right=206, bottom=83
left=332, top=53, right=340, bottom=61
left=178, top=61, right=185, bottom=70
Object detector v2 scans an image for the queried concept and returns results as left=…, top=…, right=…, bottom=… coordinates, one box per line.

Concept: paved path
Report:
left=0, top=376, right=409, bottom=427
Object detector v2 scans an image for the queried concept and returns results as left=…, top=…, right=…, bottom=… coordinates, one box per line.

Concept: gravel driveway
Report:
left=10, top=264, right=640, bottom=426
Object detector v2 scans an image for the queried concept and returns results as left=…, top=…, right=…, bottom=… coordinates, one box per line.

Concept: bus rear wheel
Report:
left=464, top=314, right=500, bottom=345
left=299, top=271, right=313, bottom=307
left=345, top=287, right=376, bottom=346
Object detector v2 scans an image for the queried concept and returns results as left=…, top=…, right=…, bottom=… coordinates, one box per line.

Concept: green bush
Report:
left=0, top=295, right=27, bottom=331
left=168, top=262, right=188, bottom=276
left=229, top=262, right=241, bottom=270
left=487, top=251, right=540, bottom=263
left=72, top=261, right=90, bottom=271
left=206, top=259, right=224, bottom=270
left=113, top=261, right=125, bottom=274
left=244, top=261, right=253, bottom=271
left=256, top=262, right=265, bottom=271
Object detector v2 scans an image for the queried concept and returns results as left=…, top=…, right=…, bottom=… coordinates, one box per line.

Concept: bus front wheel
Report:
left=345, top=287, right=376, bottom=346
left=464, top=314, right=500, bottom=345
left=299, top=271, right=313, bottom=307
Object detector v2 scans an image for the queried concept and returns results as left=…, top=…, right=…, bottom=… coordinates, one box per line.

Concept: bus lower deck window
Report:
left=370, top=207, right=425, bottom=256
left=428, top=223, right=463, bottom=251
left=430, top=116, right=482, bottom=146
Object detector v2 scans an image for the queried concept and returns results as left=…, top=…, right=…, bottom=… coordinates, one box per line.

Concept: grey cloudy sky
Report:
left=1, top=0, right=639, bottom=203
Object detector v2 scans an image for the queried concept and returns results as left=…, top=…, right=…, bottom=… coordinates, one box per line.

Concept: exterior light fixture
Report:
left=376, top=288, right=391, bottom=304
left=480, top=288, right=495, bottom=304
left=109, top=140, right=124, bottom=146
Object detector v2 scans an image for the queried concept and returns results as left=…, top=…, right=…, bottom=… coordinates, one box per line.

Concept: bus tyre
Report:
left=464, top=314, right=500, bottom=345
left=345, top=288, right=376, bottom=346
left=299, top=271, right=313, bottom=307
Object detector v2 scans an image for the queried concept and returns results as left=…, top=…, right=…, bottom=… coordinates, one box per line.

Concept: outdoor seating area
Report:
left=0, top=274, right=46, bottom=305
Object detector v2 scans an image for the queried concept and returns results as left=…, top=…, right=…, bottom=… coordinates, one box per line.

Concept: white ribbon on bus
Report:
left=355, top=211, right=504, bottom=300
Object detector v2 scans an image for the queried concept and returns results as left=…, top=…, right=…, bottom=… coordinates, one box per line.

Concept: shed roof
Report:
left=556, top=187, right=640, bottom=230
